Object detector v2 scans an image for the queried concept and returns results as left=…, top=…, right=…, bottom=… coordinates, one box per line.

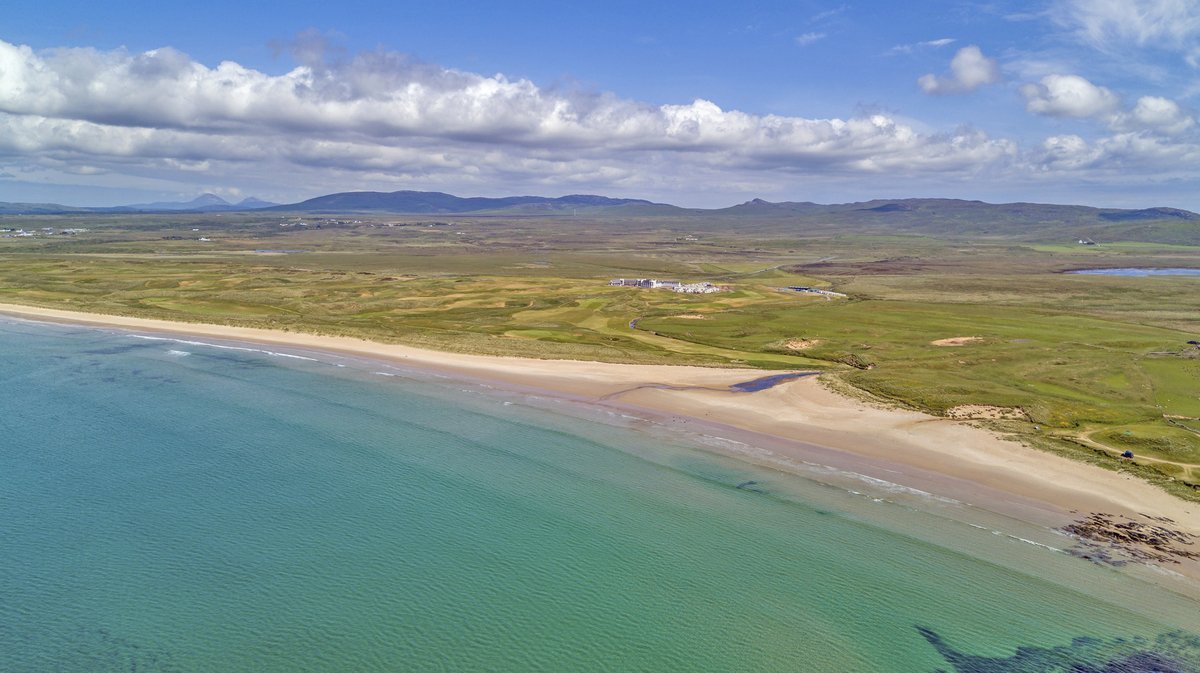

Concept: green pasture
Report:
left=1023, top=241, right=1200, bottom=254
left=1090, top=424, right=1200, bottom=481
left=1140, top=358, right=1200, bottom=418
left=839, top=274, right=1200, bottom=333
left=638, top=299, right=1194, bottom=428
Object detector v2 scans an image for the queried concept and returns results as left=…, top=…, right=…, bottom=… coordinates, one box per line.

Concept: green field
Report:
left=2, top=207, right=1199, bottom=497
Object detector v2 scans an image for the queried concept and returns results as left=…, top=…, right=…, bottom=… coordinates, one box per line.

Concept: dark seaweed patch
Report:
left=735, top=480, right=767, bottom=494
left=0, top=623, right=184, bottom=672
left=1060, top=513, right=1200, bottom=566
left=82, top=343, right=151, bottom=356
left=920, top=626, right=1200, bottom=672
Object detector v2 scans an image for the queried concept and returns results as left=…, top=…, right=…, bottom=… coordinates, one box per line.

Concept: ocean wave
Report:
left=125, top=334, right=319, bottom=361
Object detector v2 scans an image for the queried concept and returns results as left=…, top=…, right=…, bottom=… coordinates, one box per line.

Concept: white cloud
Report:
left=5, top=36, right=1200, bottom=205
left=0, top=38, right=1021, bottom=199
left=1034, top=134, right=1102, bottom=170
left=1020, top=74, right=1122, bottom=117
left=795, top=32, right=826, bottom=46
left=1111, top=95, right=1196, bottom=134
left=809, top=6, right=848, bottom=23
left=887, top=38, right=955, bottom=55
left=1030, top=130, right=1200, bottom=174
left=918, top=46, right=1003, bottom=94
left=1052, top=0, right=1200, bottom=53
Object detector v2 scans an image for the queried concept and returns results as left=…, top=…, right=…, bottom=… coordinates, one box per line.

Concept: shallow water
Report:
left=1, top=317, right=1198, bottom=671
left=728, top=371, right=817, bottom=392
left=1067, top=267, right=1200, bottom=276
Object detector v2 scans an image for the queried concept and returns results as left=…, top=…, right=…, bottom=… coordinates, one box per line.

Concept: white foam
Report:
left=1009, top=535, right=1063, bottom=553
left=126, top=334, right=318, bottom=361
left=685, top=434, right=950, bottom=507
left=852, top=474, right=958, bottom=502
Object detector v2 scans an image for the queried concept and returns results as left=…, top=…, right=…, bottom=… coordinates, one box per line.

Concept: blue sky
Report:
left=3, top=0, right=1200, bottom=208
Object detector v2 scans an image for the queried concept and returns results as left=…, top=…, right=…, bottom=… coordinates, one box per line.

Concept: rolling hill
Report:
left=264, top=191, right=660, bottom=214
left=3, top=189, right=1199, bottom=243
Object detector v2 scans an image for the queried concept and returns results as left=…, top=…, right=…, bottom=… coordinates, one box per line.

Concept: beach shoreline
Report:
left=4, top=301, right=1199, bottom=585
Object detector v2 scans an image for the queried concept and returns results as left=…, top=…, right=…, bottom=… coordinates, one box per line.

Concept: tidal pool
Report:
left=1066, top=268, right=1200, bottom=276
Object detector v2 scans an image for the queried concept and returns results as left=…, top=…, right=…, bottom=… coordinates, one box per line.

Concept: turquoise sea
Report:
left=1, top=316, right=1198, bottom=671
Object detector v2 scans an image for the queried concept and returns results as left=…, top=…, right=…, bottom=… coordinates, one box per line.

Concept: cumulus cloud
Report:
left=1035, top=134, right=1102, bottom=170
left=6, top=35, right=1200, bottom=204
left=1017, top=74, right=1200, bottom=176
left=1020, top=74, right=1195, bottom=138
left=1020, top=74, right=1122, bottom=117
left=918, top=46, right=1003, bottom=94
left=0, top=37, right=1023, bottom=198
left=1111, top=95, right=1196, bottom=134
left=1030, top=129, right=1200, bottom=174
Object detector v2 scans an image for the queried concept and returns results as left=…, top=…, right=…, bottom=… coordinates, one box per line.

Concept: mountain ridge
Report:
left=262, top=190, right=660, bottom=214
left=121, top=194, right=279, bottom=212
left=0, top=192, right=1198, bottom=233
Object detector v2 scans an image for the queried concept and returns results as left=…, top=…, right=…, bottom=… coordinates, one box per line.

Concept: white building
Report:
left=673, top=283, right=726, bottom=294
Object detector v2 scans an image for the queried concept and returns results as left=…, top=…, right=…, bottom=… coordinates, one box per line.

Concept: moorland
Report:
left=2, top=196, right=1198, bottom=499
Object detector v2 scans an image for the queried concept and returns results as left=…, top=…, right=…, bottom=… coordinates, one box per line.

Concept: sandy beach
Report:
left=3, top=302, right=1198, bottom=578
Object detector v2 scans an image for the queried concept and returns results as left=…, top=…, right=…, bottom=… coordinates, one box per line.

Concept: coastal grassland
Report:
left=638, top=300, right=1200, bottom=481
left=835, top=272, right=1200, bottom=333
left=2, top=211, right=1200, bottom=495
left=0, top=255, right=827, bottom=368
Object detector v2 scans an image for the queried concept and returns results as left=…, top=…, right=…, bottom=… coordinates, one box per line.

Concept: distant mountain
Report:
left=235, top=196, right=279, bottom=209
left=706, top=197, right=1200, bottom=244
left=1, top=191, right=1197, bottom=244
left=1097, top=206, right=1200, bottom=222
left=484, top=194, right=679, bottom=215
left=712, top=198, right=827, bottom=216
left=130, top=193, right=231, bottom=210
left=122, top=194, right=278, bottom=212
left=716, top=197, right=1200, bottom=224
left=0, top=194, right=278, bottom=214
left=263, top=190, right=1192, bottom=244
left=267, top=190, right=660, bottom=214
left=0, top=201, right=93, bottom=215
